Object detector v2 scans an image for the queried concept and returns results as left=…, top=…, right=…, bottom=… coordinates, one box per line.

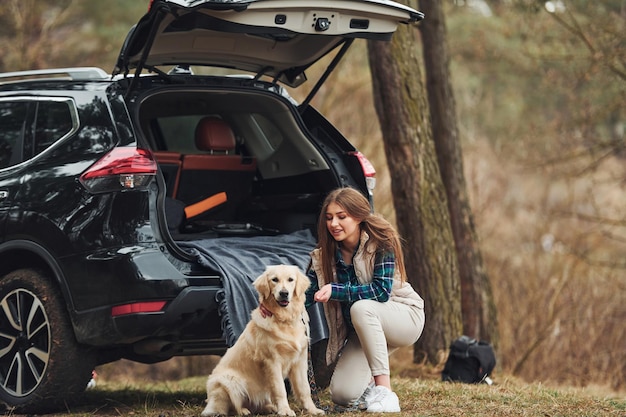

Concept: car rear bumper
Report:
left=61, top=245, right=227, bottom=356
left=72, top=284, right=227, bottom=357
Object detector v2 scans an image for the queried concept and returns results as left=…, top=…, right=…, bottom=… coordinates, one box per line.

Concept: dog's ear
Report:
left=294, top=268, right=311, bottom=297
left=254, top=268, right=272, bottom=300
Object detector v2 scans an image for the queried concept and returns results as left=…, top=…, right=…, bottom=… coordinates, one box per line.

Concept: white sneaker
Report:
left=365, top=385, right=401, bottom=413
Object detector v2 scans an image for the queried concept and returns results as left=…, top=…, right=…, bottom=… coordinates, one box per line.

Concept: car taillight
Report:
left=111, top=301, right=167, bottom=317
left=349, top=151, right=377, bottom=192
left=80, top=147, right=157, bottom=194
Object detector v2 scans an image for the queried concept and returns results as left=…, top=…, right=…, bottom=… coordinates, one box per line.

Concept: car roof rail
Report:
left=0, top=67, right=109, bottom=84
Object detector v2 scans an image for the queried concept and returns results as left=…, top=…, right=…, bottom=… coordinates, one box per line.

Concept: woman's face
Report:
left=325, top=202, right=361, bottom=245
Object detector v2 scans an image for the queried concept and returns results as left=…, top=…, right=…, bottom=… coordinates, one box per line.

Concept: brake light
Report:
left=350, top=151, right=377, bottom=192
left=111, top=301, right=167, bottom=317
left=80, top=147, right=157, bottom=194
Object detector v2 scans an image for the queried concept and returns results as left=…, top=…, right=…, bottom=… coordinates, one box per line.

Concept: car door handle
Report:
left=0, top=191, right=8, bottom=200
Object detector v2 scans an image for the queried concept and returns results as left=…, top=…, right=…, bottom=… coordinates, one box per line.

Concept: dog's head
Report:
left=253, top=265, right=310, bottom=310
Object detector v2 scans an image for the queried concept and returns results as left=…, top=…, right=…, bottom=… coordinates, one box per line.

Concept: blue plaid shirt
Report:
left=306, top=248, right=396, bottom=329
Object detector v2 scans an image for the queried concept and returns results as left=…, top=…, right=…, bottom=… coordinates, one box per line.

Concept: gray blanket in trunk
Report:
left=179, top=229, right=328, bottom=347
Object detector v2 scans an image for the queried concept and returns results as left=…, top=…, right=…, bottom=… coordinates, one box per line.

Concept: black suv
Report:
left=0, top=0, right=422, bottom=412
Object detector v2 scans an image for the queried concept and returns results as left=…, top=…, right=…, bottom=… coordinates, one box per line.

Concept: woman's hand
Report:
left=314, top=284, right=332, bottom=303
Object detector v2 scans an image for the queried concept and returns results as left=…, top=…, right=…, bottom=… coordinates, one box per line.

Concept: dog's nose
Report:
left=279, top=290, right=289, bottom=299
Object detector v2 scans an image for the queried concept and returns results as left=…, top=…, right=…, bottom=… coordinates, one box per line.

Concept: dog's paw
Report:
left=201, top=403, right=230, bottom=417
left=277, top=407, right=296, bottom=416
left=200, top=409, right=224, bottom=417
left=307, top=407, right=326, bottom=415
left=239, top=407, right=251, bottom=416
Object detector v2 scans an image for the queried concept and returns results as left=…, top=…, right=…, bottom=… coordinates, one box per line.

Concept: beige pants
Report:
left=329, top=299, right=425, bottom=406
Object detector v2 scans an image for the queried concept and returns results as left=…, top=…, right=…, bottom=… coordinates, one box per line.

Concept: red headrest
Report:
left=194, top=117, right=236, bottom=153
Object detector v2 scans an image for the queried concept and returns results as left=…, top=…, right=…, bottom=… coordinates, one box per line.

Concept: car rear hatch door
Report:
left=114, top=0, right=423, bottom=92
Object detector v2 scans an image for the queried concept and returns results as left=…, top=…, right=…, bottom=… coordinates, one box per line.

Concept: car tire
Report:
left=0, top=268, right=95, bottom=413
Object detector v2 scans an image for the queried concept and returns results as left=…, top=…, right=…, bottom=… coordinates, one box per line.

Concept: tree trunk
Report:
left=418, top=0, right=499, bottom=345
left=367, top=13, right=463, bottom=363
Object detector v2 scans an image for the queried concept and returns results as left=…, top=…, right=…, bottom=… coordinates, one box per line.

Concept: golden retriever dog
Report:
left=201, top=265, right=325, bottom=416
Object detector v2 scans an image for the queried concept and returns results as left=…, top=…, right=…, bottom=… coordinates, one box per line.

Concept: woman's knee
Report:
left=330, top=378, right=363, bottom=406
left=349, top=300, right=378, bottom=324
left=330, top=389, right=357, bottom=407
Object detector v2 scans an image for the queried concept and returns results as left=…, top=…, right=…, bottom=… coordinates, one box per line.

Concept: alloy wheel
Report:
left=0, top=288, right=51, bottom=397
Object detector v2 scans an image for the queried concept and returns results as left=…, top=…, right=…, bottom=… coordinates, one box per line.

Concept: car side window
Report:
left=251, top=113, right=284, bottom=150
left=156, top=115, right=203, bottom=153
left=0, top=99, right=75, bottom=169
left=33, top=101, right=73, bottom=157
left=0, top=101, right=28, bottom=169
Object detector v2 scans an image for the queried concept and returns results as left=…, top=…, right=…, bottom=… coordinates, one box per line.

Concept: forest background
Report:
left=0, top=0, right=624, bottom=394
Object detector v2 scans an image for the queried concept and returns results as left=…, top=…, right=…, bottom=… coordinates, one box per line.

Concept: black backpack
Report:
left=441, top=335, right=496, bottom=384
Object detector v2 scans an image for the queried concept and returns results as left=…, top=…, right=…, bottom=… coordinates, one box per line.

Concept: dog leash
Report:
left=304, top=313, right=322, bottom=407
left=305, top=333, right=364, bottom=414
left=307, top=345, right=323, bottom=407
left=304, top=313, right=332, bottom=413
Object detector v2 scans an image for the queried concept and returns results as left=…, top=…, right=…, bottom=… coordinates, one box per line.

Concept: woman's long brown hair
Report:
left=316, top=187, right=407, bottom=284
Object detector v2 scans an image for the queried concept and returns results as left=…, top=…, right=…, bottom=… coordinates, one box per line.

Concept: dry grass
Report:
left=9, top=371, right=624, bottom=417
left=24, top=347, right=617, bottom=417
